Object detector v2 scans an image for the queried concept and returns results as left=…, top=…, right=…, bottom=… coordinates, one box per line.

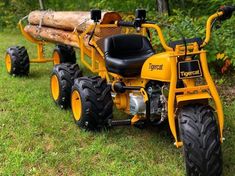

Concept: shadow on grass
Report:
left=28, top=72, right=46, bottom=79
left=28, top=68, right=51, bottom=79
left=105, top=118, right=179, bottom=152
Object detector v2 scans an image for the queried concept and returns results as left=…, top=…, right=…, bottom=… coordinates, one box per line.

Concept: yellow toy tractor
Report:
left=51, top=7, right=234, bottom=175
left=5, top=5, right=235, bottom=176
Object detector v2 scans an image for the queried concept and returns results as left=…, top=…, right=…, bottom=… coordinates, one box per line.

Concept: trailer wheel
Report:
left=178, top=104, right=222, bottom=176
left=71, top=76, right=113, bottom=130
left=5, top=46, right=30, bottom=76
left=50, top=63, right=82, bottom=109
left=53, top=44, right=76, bottom=65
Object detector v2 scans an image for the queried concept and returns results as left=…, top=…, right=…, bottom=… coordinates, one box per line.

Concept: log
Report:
left=24, top=25, right=100, bottom=49
left=28, top=11, right=122, bottom=37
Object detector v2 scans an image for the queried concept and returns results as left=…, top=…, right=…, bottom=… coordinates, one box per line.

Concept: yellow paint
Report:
left=175, top=85, right=209, bottom=93
left=176, top=93, right=212, bottom=104
left=167, top=56, right=178, bottom=145
left=51, top=75, right=60, bottom=101
left=5, top=54, right=12, bottom=73
left=140, top=88, right=149, bottom=102
left=18, top=10, right=226, bottom=147
left=18, top=20, right=42, bottom=44
left=174, top=142, right=183, bottom=148
left=18, top=21, right=56, bottom=64
left=141, top=52, right=172, bottom=82
left=113, top=93, right=129, bottom=112
left=71, top=90, right=82, bottom=121
left=30, top=59, right=54, bottom=63
left=53, top=51, right=60, bottom=65
left=123, top=78, right=148, bottom=88
left=182, top=79, right=196, bottom=89
left=142, top=24, right=173, bottom=51
left=201, top=11, right=223, bottom=47
left=200, top=52, right=224, bottom=142
left=131, top=115, right=141, bottom=125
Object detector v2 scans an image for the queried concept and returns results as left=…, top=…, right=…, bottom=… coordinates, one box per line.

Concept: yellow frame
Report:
left=167, top=50, right=224, bottom=147
left=18, top=20, right=54, bottom=63
left=18, top=11, right=225, bottom=147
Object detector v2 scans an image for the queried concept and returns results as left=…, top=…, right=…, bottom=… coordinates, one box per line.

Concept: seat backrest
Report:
left=104, top=34, right=154, bottom=57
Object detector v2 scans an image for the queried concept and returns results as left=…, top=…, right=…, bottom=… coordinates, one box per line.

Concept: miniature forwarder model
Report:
left=5, top=5, right=235, bottom=176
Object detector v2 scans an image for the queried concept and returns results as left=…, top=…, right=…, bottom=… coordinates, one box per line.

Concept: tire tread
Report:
left=72, top=76, right=113, bottom=130
left=179, top=105, right=222, bottom=176
left=51, top=63, right=82, bottom=108
left=6, top=46, right=30, bottom=76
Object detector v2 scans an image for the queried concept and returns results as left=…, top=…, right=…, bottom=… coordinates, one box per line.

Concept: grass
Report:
left=0, top=30, right=235, bottom=176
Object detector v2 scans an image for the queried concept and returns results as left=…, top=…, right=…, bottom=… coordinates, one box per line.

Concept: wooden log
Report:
left=24, top=25, right=100, bottom=49
left=28, top=11, right=122, bottom=37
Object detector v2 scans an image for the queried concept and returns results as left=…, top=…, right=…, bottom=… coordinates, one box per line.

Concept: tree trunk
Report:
left=24, top=25, right=100, bottom=49
left=28, top=11, right=121, bottom=32
left=38, top=0, right=45, bottom=10
left=3, top=0, right=9, bottom=6
left=156, top=0, right=170, bottom=15
left=24, top=10, right=123, bottom=50
left=24, top=25, right=79, bottom=47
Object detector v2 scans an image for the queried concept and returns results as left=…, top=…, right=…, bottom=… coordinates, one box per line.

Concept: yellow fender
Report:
left=176, top=92, right=212, bottom=104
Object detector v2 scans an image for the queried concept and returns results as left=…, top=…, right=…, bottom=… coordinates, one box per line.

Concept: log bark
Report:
left=28, top=11, right=122, bottom=37
left=24, top=25, right=100, bottom=49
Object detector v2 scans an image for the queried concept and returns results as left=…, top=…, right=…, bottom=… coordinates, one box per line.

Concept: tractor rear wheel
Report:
left=5, top=46, right=30, bottom=76
left=71, top=76, right=113, bottom=130
left=50, top=63, right=82, bottom=109
left=178, top=104, right=222, bottom=176
left=53, top=44, right=76, bottom=65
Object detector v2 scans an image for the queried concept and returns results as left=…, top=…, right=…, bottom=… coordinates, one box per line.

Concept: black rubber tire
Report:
left=53, top=44, right=76, bottom=64
left=71, top=76, right=113, bottom=130
left=178, top=104, right=222, bottom=176
left=6, top=46, right=30, bottom=76
left=51, top=63, right=82, bottom=109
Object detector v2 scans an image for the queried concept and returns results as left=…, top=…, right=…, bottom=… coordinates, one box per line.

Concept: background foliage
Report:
left=0, top=0, right=235, bottom=72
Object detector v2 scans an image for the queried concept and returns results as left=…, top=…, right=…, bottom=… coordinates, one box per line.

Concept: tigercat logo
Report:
left=149, top=63, right=163, bottom=71
left=180, top=70, right=200, bottom=77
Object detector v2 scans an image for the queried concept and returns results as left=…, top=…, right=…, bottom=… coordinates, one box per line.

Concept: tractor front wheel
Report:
left=71, top=76, right=113, bottom=130
left=50, top=63, right=82, bottom=109
left=178, top=104, right=222, bottom=176
left=5, top=46, right=30, bottom=76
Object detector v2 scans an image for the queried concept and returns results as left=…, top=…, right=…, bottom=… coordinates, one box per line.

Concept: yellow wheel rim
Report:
left=51, top=75, right=60, bottom=101
left=71, top=90, right=82, bottom=121
left=53, top=51, right=60, bottom=65
left=5, top=54, right=12, bottom=73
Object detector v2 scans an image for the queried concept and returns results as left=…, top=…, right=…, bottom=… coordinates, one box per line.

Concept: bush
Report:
left=148, top=8, right=235, bottom=74
left=0, top=0, right=234, bottom=74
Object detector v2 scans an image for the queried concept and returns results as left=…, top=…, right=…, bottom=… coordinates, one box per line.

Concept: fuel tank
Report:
left=141, top=52, right=172, bottom=82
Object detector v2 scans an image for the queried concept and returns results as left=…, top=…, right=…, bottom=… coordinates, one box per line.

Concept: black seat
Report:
left=104, top=34, right=155, bottom=77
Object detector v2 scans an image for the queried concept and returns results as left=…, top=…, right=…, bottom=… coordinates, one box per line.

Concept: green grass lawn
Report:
left=0, top=31, right=235, bottom=176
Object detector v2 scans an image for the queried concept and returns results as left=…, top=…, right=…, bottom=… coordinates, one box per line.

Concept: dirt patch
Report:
left=216, top=76, right=235, bottom=105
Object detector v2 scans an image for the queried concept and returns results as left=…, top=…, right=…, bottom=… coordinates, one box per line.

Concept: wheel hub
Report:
left=51, top=75, right=60, bottom=101
left=5, top=54, right=12, bottom=73
left=53, top=51, right=60, bottom=65
left=71, top=90, right=82, bottom=121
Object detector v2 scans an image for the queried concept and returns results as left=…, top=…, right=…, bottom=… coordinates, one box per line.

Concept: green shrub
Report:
left=148, top=9, right=235, bottom=73
left=0, top=0, right=234, bottom=74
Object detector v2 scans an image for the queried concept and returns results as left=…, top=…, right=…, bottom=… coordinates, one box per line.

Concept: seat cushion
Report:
left=104, top=34, right=155, bottom=77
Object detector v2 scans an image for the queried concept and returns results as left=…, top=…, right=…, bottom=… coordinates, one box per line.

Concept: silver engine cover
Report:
left=129, top=92, right=146, bottom=115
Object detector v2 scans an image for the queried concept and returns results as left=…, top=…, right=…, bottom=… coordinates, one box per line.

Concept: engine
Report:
left=129, top=92, right=146, bottom=115
left=129, top=81, right=168, bottom=121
